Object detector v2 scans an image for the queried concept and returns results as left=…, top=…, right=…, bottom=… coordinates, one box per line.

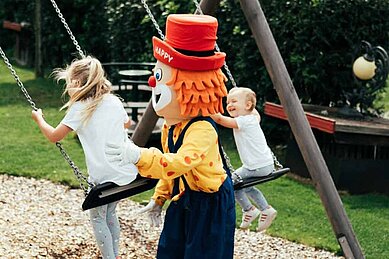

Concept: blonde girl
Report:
left=32, top=56, right=138, bottom=259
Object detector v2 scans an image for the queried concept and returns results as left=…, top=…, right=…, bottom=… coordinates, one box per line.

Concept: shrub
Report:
left=216, top=0, right=389, bottom=115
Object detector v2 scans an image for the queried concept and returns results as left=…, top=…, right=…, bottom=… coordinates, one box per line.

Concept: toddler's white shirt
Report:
left=233, top=114, right=274, bottom=170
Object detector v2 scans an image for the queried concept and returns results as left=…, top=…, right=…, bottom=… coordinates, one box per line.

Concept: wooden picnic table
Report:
left=118, top=69, right=152, bottom=77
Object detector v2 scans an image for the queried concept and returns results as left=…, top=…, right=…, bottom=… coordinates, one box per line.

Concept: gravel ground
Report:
left=0, top=174, right=343, bottom=259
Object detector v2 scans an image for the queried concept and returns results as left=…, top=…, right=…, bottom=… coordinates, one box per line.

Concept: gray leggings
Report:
left=233, top=164, right=274, bottom=211
left=89, top=202, right=120, bottom=259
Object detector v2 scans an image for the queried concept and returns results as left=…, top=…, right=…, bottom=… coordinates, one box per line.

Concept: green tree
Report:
left=1, top=0, right=388, bottom=115
left=105, top=0, right=194, bottom=62
left=216, top=0, right=389, bottom=115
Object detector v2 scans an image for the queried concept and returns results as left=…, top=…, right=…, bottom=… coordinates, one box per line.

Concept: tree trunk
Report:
left=34, top=0, right=43, bottom=78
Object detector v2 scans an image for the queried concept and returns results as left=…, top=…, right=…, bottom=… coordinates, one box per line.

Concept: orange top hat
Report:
left=153, top=14, right=226, bottom=71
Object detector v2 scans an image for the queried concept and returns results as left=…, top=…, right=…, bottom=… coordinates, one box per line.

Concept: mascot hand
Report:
left=105, top=140, right=140, bottom=165
left=137, top=199, right=162, bottom=227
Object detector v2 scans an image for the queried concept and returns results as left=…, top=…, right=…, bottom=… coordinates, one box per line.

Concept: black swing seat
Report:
left=82, top=175, right=158, bottom=211
left=233, top=168, right=290, bottom=190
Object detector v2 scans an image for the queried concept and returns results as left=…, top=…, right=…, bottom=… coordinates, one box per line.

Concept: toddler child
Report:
left=212, top=87, right=277, bottom=231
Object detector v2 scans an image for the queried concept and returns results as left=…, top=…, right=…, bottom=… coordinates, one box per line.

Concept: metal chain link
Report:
left=0, top=47, right=37, bottom=110
left=192, top=0, right=238, bottom=172
left=141, top=0, right=165, bottom=40
left=0, top=46, right=92, bottom=193
left=49, top=0, right=85, bottom=58
left=270, top=149, right=283, bottom=170
left=56, top=143, right=93, bottom=194
left=220, top=145, right=235, bottom=173
left=48, top=0, right=95, bottom=192
left=192, top=0, right=237, bottom=88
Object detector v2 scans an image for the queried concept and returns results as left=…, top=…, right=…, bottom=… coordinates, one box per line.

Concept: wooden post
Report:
left=34, top=0, right=43, bottom=77
left=132, top=0, right=221, bottom=146
left=238, top=0, right=364, bottom=258
left=197, top=0, right=221, bottom=15
left=131, top=102, right=159, bottom=146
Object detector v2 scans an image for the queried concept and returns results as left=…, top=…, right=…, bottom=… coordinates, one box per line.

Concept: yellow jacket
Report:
left=137, top=119, right=227, bottom=206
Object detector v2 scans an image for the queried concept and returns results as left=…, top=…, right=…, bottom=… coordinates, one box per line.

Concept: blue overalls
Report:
left=157, top=117, right=236, bottom=259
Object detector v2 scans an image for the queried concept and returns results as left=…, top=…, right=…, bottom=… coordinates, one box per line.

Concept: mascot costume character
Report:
left=106, top=14, right=235, bottom=259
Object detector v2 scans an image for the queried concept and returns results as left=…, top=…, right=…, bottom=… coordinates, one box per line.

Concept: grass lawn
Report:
left=1, top=62, right=389, bottom=259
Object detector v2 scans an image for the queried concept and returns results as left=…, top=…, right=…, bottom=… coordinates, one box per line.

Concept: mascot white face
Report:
left=151, top=61, right=187, bottom=125
left=151, top=61, right=173, bottom=112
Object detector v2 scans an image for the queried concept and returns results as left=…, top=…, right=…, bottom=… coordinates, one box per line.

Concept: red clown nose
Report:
left=148, top=76, right=156, bottom=87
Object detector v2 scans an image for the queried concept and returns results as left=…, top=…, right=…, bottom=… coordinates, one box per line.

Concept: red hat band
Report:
left=153, top=14, right=226, bottom=71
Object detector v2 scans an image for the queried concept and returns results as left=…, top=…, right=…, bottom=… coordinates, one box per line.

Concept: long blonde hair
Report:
left=53, top=56, right=112, bottom=124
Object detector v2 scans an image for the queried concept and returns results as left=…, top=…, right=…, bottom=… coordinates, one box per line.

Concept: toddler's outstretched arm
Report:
left=32, top=109, right=72, bottom=143
left=210, top=113, right=238, bottom=129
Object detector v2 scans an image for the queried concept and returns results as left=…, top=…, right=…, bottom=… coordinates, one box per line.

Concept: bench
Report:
left=123, top=101, right=149, bottom=122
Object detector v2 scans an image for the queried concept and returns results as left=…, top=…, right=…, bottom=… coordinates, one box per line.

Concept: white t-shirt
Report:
left=233, top=114, right=274, bottom=170
left=61, top=94, right=138, bottom=186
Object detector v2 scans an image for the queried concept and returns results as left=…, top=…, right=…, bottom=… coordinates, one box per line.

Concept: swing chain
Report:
left=192, top=0, right=238, bottom=88
left=56, top=142, right=93, bottom=194
left=49, top=0, right=85, bottom=58
left=0, top=47, right=37, bottom=111
left=194, top=0, right=285, bottom=171
left=270, top=149, right=284, bottom=170
left=0, top=47, right=91, bottom=193
left=141, top=0, right=165, bottom=40
left=221, top=145, right=235, bottom=173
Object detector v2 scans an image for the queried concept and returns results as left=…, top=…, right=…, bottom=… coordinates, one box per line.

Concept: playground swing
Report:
left=0, top=0, right=158, bottom=212
left=190, top=0, right=290, bottom=189
left=0, top=46, right=157, bottom=210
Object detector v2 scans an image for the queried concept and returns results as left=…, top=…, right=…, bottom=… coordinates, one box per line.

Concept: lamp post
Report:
left=350, top=41, right=388, bottom=113
left=353, top=40, right=388, bottom=89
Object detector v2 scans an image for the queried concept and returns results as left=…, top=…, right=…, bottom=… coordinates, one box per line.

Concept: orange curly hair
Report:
left=167, top=68, right=228, bottom=117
